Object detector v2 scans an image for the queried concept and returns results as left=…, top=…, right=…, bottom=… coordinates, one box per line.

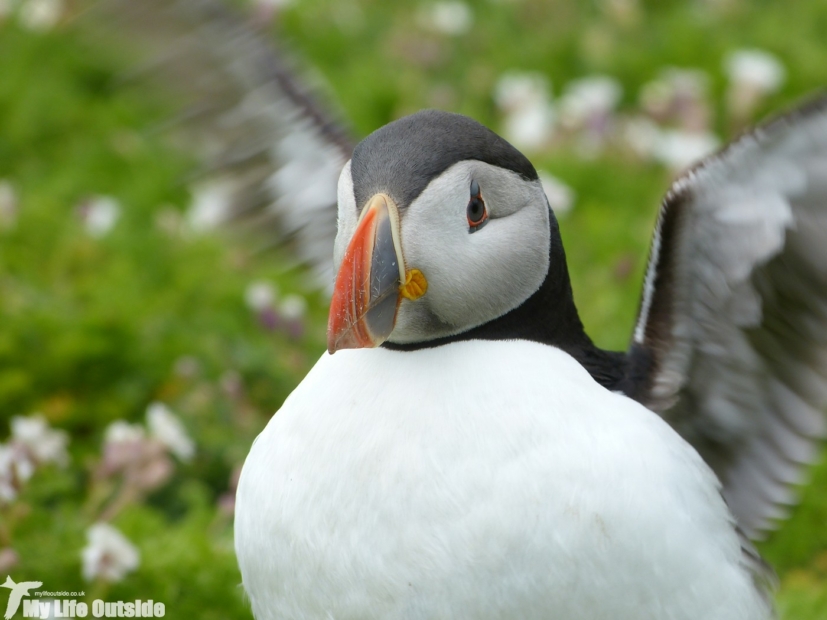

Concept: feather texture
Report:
left=634, top=95, right=827, bottom=539
left=93, top=0, right=354, bottom=287
left=236, top=341, right=773, bottom=619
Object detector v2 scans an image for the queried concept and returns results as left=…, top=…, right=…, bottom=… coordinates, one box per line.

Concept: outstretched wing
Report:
left=631, top=95, right=827, bottom=540
left=92, top=0, right=355, bottom=287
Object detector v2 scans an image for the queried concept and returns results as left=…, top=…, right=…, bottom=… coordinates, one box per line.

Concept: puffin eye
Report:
left=467, top=180, right=488, bottom=233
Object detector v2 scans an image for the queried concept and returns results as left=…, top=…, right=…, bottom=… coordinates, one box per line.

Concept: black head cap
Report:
left=350, top=109, right=539, bottom=210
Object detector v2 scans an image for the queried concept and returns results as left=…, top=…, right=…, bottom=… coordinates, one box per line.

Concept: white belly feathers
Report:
left=235, top=340, right=770, bottom=620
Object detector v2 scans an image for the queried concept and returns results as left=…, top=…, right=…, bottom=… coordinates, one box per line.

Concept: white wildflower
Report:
left=244, top=281, right=278, bottom=312
left=639, top=67, right=711, bottom=131
left=18, top=0, right=62, bottom=31
left=186, top=180, right=233, bottom=232
left=101, top=421, right=148, bottom=477
left=100, top=419, right=173, bottom=490
left=558, top=75, right=622, bottom=129
left=11, top=414, right=69, bottom=467
left=0, top=443, right=34, bottom=503
left=725, top=49, right=786, bottom=122
left=104, top=421, right=146, bottom=445
left=81, top=523, right=140, bottom=582
left=494, top=72, right=547, bottom=111
left=493, top=71, right=555, bottom=152
left=280, top=293, right=307, bottom=321
left=82, top=196, right=121, bottom=237
left=251, top=0, right=293, bottom=11
left=663, top=67, right=709, bottom=99
left=0, top=180, right=17, bottom=230
left=725, top=49, right=786, bottom=94
left=622, top=116, right=663, bottom=159
left=653, top=129, right=720, bottom=172
left=146, top=403, right=194, bottom=462
left=418, top=1, right=473, bottom=36
left=538, top=172, right=575, bottom=217
left=648, top=67, right=708, bottom=96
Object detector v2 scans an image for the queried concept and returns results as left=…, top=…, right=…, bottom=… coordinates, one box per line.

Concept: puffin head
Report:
left=327, top=109, right=568, bottom=353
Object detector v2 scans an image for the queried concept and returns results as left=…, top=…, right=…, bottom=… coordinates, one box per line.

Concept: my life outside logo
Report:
left=1, top=577, right=165, bottom=618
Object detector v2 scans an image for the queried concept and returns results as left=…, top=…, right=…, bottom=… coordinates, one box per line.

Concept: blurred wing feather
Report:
left=93, top=0, right=354, bottom=287
left=632, top=95, right=827, bottom=539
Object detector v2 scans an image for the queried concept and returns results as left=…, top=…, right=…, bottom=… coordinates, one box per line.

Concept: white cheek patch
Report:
left=421, top=208, right=549, bottom=327
left=394, top=161, right=550, bottom=342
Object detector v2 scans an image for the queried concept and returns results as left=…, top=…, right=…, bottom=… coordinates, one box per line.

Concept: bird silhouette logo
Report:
left=1, top=576, right=42, bottom=619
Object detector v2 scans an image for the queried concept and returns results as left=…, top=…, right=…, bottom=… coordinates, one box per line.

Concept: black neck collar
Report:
left=383, top=215, right=633, bottom=392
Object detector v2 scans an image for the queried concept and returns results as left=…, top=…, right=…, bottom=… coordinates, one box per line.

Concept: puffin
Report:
left=233, top=101, right=827, bottom=619
left=98, top=0, right=827, bottom=615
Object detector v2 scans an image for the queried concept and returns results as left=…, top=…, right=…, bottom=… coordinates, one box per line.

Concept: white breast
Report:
left=235, top=340, right=770, bottom=620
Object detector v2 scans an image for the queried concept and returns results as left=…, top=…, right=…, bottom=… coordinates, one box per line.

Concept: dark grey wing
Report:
left=93, top=0, right=354, bottom=287
left=631, top=95, right=827, bottom=540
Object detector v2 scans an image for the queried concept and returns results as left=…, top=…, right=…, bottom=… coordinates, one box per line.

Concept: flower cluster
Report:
left=75, top=404, right=194, bottom=583
left=81, top=523, right=141, bottom=583
left=76, top=196, right=122, bottom=238
left=0, top=405, right=196, bottom=582
left=494, top=72, right=556, bottom=153
left=94, top=403, right=194, bottom=519
left=494, top=48, right=786, bottom=174
left=725, top=49, right=786, bottom=125
left=417, top=1, right=473, bottom=36
left=244, top=280, right=308, bottom=338
left=0, top=415, right=68, bottom=504
left=0, top=415, right=69, bottom=573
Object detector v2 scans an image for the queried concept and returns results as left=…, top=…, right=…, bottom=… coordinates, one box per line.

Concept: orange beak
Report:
left=327, top=194, right=410, bottom=353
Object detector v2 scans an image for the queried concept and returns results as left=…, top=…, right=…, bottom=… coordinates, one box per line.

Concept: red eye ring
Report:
left=467, top=180, right=488, bottom=232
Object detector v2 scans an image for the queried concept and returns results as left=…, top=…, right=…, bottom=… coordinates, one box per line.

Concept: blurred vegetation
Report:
left=0, top=0, right=826, bottom=617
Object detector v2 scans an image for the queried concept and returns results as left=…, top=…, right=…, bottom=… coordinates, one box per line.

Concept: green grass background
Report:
left=1, top=0, right=826, bottom=617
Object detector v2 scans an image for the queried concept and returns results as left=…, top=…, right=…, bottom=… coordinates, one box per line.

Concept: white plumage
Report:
left=235, top=340, right=771, bottom=620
